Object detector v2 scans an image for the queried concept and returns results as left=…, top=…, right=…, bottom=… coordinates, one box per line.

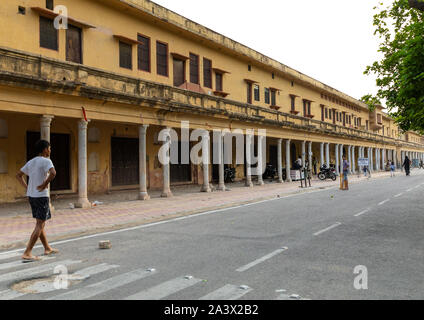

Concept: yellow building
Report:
left=0, top=0, right=423, bottom=205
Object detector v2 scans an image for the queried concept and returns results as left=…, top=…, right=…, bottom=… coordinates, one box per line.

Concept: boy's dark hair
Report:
left=35, top=140, right=50, bottom=155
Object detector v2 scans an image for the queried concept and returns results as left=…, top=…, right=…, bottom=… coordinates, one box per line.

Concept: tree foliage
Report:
left=363, top=0, right=424, bottom=134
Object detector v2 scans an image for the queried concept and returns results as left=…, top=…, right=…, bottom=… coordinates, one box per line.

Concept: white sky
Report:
left=152, top=0, right=384, bottom=102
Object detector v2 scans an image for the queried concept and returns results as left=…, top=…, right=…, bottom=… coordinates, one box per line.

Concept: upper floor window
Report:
left=203, top=58, right=212, bottom=88
left=66, top=25, right=82, bottom=64
left=156, top=41, right=168, bottom=77
left=46, top=0, right=54, bottom=10
left=303, top=100, right=311, bottom=116
left=137, top=35, right=150, bottom=72
left=119, top=41, right=132, bottom=69
left=290, top=95, right=296, bottom=111
left=325, top=108, right=328, bottom=119
left=247, top=83, right=253, bottom=104
left=254, top=85, right=260, bottom=102
left=215, top=72, right=223, bottom=92
left=39, top=16, right=58, bottom=51
left=189, top=53, right=199, bottom=84
left=270, top=89, right=276, bottom=106
left=264, top=88, right=270, bottom=104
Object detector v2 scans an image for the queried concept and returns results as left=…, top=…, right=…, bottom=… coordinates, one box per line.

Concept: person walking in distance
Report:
left=341, top=155, right=350, bottom=190
left=390, top=161, right=396, bottom=177
left=16, top=140, right=59, bottom=262
left=402, top=155, right=411, bottom=176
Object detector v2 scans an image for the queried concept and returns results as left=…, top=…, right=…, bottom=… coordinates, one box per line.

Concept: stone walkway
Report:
left=0, top=171, right=396, bottom=249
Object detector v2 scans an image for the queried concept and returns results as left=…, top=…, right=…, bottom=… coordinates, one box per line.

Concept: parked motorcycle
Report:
left=224, top=167, right=236, bottom=183
left=263, top=164, right=278, bottom=181
left=318, top=165, right=337, bottom=181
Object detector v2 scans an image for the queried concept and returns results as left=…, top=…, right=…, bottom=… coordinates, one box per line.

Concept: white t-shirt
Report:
left=21, top=157, right=54, bottom=198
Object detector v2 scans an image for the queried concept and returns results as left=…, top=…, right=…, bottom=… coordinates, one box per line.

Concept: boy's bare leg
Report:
left=39, top=229, right=59, bottom=255
left=22, top=219, right=45, bottom=260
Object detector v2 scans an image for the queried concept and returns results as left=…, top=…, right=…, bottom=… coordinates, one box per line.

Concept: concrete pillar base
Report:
left=75, top=200, right=91, bottom=209
left=217, top=185, right=226, bottom=192
left=201, top=186, right=212, bottom=193
left=257, top=180, right=265, bottom=186
left=278, top=179, right=284, bottom=184
left=161, top=191, right=173, bottom=198
left=245, top=180, right=253, bottom=188
left=138, top=192, right=150, bottom=201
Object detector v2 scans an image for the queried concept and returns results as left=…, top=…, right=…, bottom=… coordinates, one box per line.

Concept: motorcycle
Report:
left=318, top=165, right=337, bottom=181
left=224, top=167, right=235, bottom=183
left=263, top=164, right=278, bottom=181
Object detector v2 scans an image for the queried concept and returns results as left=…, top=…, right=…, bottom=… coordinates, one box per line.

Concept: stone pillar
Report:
left=301, top=141, right=306, bottom=169
left=245, top=133, right=253, bottom=187
left=277, top=139, right=283, bottom=183
left=339, top=144, right=344, bottom=173
left=352, top=146, right=356, bottom=174
left=308, top=141, right=313, bottom=172
left=257, top=135, right=265, bottom=186
left=335, top=144, right=339, bottom=176
left=217, top=131, right=226, bottom=191
left=325, top=143, right=330, bottom=168
left=138, top=125, right=150, bottom=200
left=75, top=120, right=91, bottom=209
left=348, top=146, right=352, bottom=174
left=161, top=128, right=173, bottom=198
left=382, top=148, right=386, bottom=170
left=40, top=115, right=55, bottom=211
left=285, top=140, right=292, bottom=182
left=320, top=143, right=325, bottom=169
left=368, top=147, right=373, bottom=172
left=201, top=131, right=212, bottom=192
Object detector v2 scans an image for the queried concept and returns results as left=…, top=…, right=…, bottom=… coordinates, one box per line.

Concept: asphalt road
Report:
left=1, top=169, right=423, bottom=300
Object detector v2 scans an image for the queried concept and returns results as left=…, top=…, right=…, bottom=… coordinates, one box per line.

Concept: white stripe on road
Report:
left=394, top=193, right=404, bottom=198
left=0, top=186, right=336, bottom=258
left=199, top=284, right=252, bottom=300
left=378, top=199, right=390, bottom=206
left=354, top=209, right=370, bottom=217
left=125, top=276, right=202, bottom=300
left=313, top=223, right=342, bottom=236
left=0, top=252, right=21, bottom=262
left=236, top=247, right=288, bottom=272
left=0, top=257, right=55, bottom=271
left=0, top=263, right=119, bottom=301
left=49, top=268, right=156, bottom=300
left=0, top=260, right=81, bottom=284
left=407, top=188, right=414, bottom=192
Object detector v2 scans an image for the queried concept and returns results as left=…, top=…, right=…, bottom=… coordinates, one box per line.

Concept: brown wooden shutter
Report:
left=39, top=16, right=58, bottom=50
left=173, top=58, right=185, bottom=87
left=119, top=41, right=132, bottom=69
left=66, top=25, right=82, bottom=64
left=137, top=35, right=150, bottom=72
left=271, top=89, right=276, bottom=106
left=247, top=83, right=252, bottom=104
left=215, top=73, right=223, bottom=91
left=189, top=53, right=199, bottom=84
left=156, top=42, right=168, bottom=76
left=203, top=58, right=212, bottom=88
left=46, top=0, right=54, bottom=10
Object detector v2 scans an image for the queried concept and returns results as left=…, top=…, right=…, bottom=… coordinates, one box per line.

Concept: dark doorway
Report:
left=269, top=145, right=278, bottom=167
left=173, top=58, right=185, bottom=87
left=111, top=137, right=139, bottom=186
left=26, top=131, right=71, bottom=191
left=170, top=141, right=192, bottom=183
left=66, top=25, right=82, bottom=64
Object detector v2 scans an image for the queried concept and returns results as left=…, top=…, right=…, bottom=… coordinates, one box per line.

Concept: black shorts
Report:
left=29, top=197, right=51, bottom=221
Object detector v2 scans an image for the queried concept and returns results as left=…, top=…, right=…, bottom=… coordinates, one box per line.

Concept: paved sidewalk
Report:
left=0, top=171, right=401, bottom=249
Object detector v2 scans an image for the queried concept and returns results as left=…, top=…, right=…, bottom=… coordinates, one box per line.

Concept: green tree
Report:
left=363, top=0, right=424, bottom=133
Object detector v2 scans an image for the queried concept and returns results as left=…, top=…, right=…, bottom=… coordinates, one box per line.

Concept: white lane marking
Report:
left=125, top=276, right=202, bottom=300
left=354, top=209, right=370, bottom=217
left=407, top=188, right=414, bottom=192
left=49, top=268, right=156, bottom=300
left=0, top=186, right=336, bottom=257
left=394, top=193, right=404, bottom=198
left=378, top=199, right=390, bottom=206
left=313, top=223, right=342, bottom=236
left=0, top=257, right=55, bottom=271
left=0, top=260, right=81, bottom=284
left=199, top=284, right=252, bottom=300
left=0, top=263, right=119, bottom=301
left=236, top=247, right=288, bottom=273
left=0, top=252, right=21, bottom=262
left=71, top=263, right=119, bottom=280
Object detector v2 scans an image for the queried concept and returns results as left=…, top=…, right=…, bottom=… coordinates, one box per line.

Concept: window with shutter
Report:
left=291, top=96, right=296, bottom=111
left=215, top=73, right=223, bottom=92
left=66, top=25, right=82, bottom=64
left=189, top=53, right=199, bottom=84
left=119, top=41, right=132, bottom=69
left=156, top=41, right=168, bottom=76
left=137, top=35, right=150, bottom=72
left=39, top=16, right=58, bottom=50
left=46, top=0, right=54, bottom=10
left=271, top=89, right=276, bottom=106
left=203, top=58, right=212, bottom=88
left=247, top=83, right=252, bottom=104
left=264, top=88, right=270, bottom=104
left=254, top=85, right=260, bottom=101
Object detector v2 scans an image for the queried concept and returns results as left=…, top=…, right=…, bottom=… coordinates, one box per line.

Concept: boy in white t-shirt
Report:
left=16, top=140, right=58, bottom=262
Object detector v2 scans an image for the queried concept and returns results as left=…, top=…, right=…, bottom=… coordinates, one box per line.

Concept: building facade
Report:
left=0, top=0, right=423, bottom=205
